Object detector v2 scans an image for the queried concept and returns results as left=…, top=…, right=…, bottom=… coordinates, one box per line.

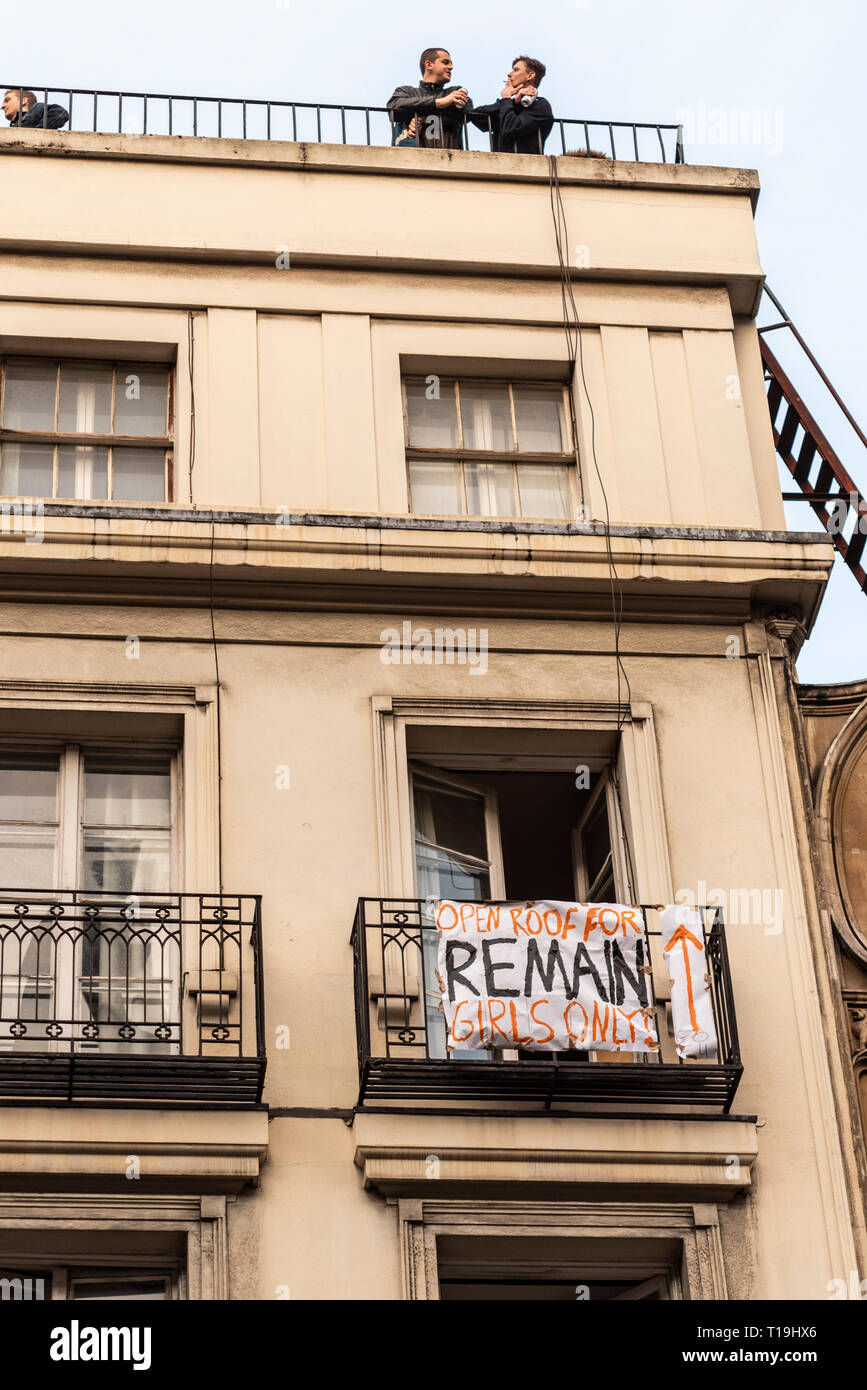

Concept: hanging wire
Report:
left=209, top=518, right=224, bottom=897
left=187, top=310, right=197, bottom=500
left=188, top=310, right=222, bottom=892
left=547, top=154, right=632, bottom=731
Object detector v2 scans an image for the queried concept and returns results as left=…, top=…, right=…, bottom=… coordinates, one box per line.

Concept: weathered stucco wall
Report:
left=0, top=130, right=855, bottom=1301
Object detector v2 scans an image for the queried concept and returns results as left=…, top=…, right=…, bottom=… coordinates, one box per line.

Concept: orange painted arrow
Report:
left=664, top=923, right=703, bottom=1033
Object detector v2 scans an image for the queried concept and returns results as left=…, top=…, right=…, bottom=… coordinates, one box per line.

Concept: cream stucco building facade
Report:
left=0, top=125, right=862, bottom=1301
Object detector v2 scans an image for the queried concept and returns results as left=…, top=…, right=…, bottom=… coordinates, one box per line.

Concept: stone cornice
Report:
left=0, top=509, right=833, bottom=627
left=0, top=129, right=760, bottom=200
left=0, top=1107, right=269, bottom=1190
left=798, top=679, right=867, bottom=717
left=354, top=1112, right=758, bottom=1201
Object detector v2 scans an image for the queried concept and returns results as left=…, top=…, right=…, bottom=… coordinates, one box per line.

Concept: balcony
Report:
left=0, top=891, right=265, bottom=1105
left=352, top=898, right=742, bottom=1114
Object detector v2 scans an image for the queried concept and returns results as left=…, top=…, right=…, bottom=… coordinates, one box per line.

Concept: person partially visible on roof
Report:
left=387, top=48, right=472, bottom=150
left=2, top=88, right=70, bottom=129
left=470, top=56, right=554, bottom=154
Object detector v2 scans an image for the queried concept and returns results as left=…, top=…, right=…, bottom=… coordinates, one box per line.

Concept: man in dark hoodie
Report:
left=3, top=88, right=69, bottom=130
left=387, top=49, right=472, bottom=150
left=470, top=56, right=553, bottom=154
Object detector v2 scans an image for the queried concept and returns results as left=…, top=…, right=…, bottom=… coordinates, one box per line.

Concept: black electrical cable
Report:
left=187, top=310, right=197, bottom=501
left=187, top=314, right=224, bottom=895
left=547, top=154, right=631, bottom=732
left=208, top=518, right=224, bottom=899
left=187, top=312, right=223, bottom=897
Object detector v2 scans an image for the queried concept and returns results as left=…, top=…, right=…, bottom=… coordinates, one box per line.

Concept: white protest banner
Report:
left=435, top=900, right=658, bottom=1053
left=661, top=905, right=718, bottom=1060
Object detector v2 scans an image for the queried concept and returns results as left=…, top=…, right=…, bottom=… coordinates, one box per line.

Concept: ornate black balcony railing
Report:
left=352, top=898, right=742, bottom=1113
left=2, top=86, right=685, bottom=162
left=0, top=890, right=265, bottom=1104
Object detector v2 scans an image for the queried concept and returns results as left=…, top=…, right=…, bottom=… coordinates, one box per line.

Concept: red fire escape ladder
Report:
left=759, top=286, right=867, bottom=596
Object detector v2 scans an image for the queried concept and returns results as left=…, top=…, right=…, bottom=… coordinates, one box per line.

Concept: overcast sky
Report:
left=4, top=0, right=865, bottom=685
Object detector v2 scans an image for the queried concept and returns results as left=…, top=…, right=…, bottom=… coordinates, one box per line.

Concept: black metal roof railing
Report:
left=1, top=85, right=685, bottom=162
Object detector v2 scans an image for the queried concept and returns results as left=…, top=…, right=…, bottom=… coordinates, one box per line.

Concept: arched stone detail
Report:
left=814, top=693, right=867, bottom=965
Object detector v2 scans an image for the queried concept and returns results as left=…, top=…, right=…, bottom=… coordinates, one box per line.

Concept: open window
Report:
left=408, top=736, right=632, bottom=1062
left=412, top=766, right=503, bottom=903
left=360, top=701, right=743, bottom=1110
left=573, top=770, right=631, bottom=902
left=410, top=759, right=630, bottom=906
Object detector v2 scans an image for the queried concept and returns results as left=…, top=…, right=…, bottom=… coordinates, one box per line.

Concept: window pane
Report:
left=57, top=446, right=109, bottom=500
left=414, top=779, right=492, bottom=1062
left=82, top=830, right=171, bottom=894
left=0, top=829, right=57, bottom=886
left=2, top=360, right=56, bottom=430
left=84, top=763, right=171, bottom=828
left=414, top=782, right=488, bottom=860
left=20, top=928, right=55, bottom=985
left=517, top=464, right=570, bottom=518
left=582, top=798, right=612, bottom=889
left=460, top=384, right=512, bottom=452
left=589, top=865, right=615, bottom=902
left=0, top=760, right=58, bottom=822
left=415, top=843, right=490, bottom=901
left=114, top=367, right=169, bottom=436
left=464, top=462, right=517, bottom=517
left=514, top=388, right=568, bottom=452
left=0, top=443, right=53, bottom=497
left=405, top=380, right=459, bottom=448
left=58, top=364, right=112, bottom=434
left=408, top=459, right=462, bottom=514
left=111, top=448, right=166, bottom=501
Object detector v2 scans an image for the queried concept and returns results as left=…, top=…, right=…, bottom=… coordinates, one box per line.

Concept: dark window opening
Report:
left=439, top=1277, right=663, bottom=1301
left=493, top=771, right=583, bottom=900
left=436, top=1234, right=673, bottom=1301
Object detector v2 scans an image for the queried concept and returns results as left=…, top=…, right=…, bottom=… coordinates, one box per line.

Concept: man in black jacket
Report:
left=3, top=88, right=69, bottom=129
left=470, top=56, right=553, bottom=154
left=387, top=48, right=472, bottom=150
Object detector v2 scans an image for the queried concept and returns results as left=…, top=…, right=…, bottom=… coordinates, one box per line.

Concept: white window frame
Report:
left=410, top=763, right=506, bottom=1060
left=0, top=1192, right=235, bottom=1301
left=410, top=762, right=505, bottom=902
left=0, top=741, right=179, bottom=894
left=372, top=698, right=673, bottom=907
left=0, top=355, right=174, bottom=502
left=0, top=741, right=180, bottom=1055
left=402, top=376, right=580, bottom=520
left=398, top=1199, right=728, bottom=1300
left=0, top=681, right=224, bottom=1061
left=0, top=680, right=221, bottom=893
left=572, top=769, right=632, bottom=902
left=373, top=698, right=673, bottom=1066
